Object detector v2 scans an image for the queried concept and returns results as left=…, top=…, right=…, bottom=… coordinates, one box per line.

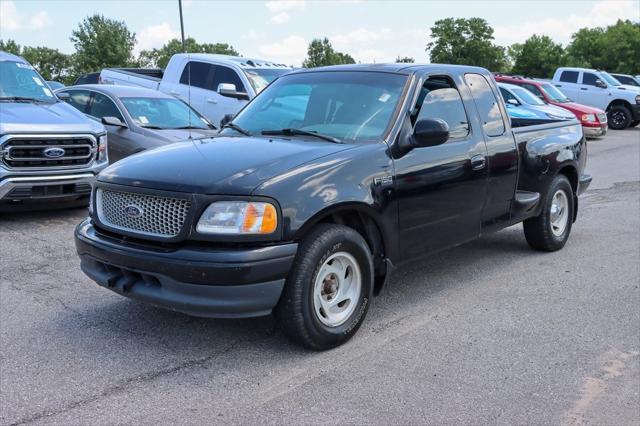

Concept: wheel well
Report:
left=298, top=209, right=389, bottom=295
left=558, top=165, right=579, bottom=221
left=606, top=99, right=632, bottom=112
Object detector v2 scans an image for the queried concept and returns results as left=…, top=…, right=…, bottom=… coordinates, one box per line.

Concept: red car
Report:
left=494, top=74, right=608, bottom=138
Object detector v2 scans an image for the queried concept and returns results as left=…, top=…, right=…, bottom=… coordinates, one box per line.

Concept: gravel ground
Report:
left=1, top=128, right=639, bottom=425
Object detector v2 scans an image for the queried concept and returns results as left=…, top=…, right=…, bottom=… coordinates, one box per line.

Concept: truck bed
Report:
left=100, top=68, right=164, bottom=90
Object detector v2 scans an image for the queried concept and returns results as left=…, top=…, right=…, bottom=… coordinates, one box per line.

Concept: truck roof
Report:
left=555, top=66, right=602, bottom=74
left=170, top=53, right=291, bottom=69
left=290, top=63, right=491, bottom=76
left=0, top=51, right=26, bottom=63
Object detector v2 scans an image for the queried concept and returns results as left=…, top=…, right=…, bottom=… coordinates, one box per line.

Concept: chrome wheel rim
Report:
left=313, top=251, right=362, bottom=327
left=550, top=190, right=569, bottom=237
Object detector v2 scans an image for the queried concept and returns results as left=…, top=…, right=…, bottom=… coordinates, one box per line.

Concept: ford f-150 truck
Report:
left=99, top=54, right=292, bottom=127
left=552, top=67, right=640, bottom=129
left=0, top=51, right=108, bottom=211
left=75, top=64, right=591, bottom=349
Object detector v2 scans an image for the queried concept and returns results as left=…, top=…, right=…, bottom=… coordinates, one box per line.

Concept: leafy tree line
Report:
left=428, top=18, right=639, bottom=77
left=1, top=14, right=637, bottom=84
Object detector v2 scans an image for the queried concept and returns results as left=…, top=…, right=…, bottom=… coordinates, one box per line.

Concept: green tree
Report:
left=0, top=39, right=21, bottom=55
left=70, top=14, right=136, bottom=74
left=21, top=46, right=71, bottom=82
left=567, top=20, right=640, bottom=74
left=138, top=38, right=239, bottom=68
left=509, top=35, right=566, bottom=78
left=426, top=17, right=507, bottom=71
left=395, top=56, right=415, bottom=63
left=302, top=38, right=355, bottom=68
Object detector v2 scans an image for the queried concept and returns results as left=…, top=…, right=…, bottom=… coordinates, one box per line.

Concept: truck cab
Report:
left=100, top=54, right=292, bottom=127
left=0, top=51, right=108, bottom=211
left=552, top=67, right=640, bottom=129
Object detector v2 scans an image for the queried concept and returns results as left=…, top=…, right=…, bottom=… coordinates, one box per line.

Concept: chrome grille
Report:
left=1, top=135, right=95, bottom=170
left=597, top=113, right=607, bottom=123
left=96, top=188, right=191, bottom=238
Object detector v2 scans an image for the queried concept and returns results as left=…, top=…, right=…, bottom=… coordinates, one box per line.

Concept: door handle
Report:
left=207, top=98, right=218, bottom=104
left=580, top=88, right=588, bottom=91
left=471, top=155, right=486, bottom=170
left=169, top=90, right=180, bottom=96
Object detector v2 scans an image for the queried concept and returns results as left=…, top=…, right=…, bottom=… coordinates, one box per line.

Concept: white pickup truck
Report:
left=551, top=67, right=640, bottom=130
left=100, top=54, right=292, bottom=126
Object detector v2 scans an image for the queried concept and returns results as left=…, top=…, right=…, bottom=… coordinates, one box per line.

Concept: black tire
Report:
left=523, top=175, right=574, bottom=252
left=629, top=120, right=640, bottom=128
left=276, top=224, right=374, bottom=350
left=607, top=105, right=632, bottom=130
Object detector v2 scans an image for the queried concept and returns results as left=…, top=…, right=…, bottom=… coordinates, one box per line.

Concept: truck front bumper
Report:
left=582, top=124, right=607, bottom=138
left=75, top=219, right=298, bottom=318
left=0, top=172, right=96, bottom=201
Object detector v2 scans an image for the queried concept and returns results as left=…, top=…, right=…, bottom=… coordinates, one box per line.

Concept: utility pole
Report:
left=178, top=0, right=186, bottom=52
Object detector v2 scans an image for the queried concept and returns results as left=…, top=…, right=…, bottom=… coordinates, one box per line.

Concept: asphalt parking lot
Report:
left=1, top=129, right=639, bottom=425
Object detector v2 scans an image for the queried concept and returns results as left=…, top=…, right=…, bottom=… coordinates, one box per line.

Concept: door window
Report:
left=499, top=87, right=518, bottom=104
left=179, top=61, right=213, bottom=89
left=559, top=71, right=579, bottom=83
left=211, top=65, right=246, bottom=93
left=89, top=92, right=124, bottom=121
left=582, top=72, right=599, bottom=86
left=464, top=73, right=505, bottom=137
left=63, top=90, right=92, bottom=113
left=413, top=76, right=470, bottom=140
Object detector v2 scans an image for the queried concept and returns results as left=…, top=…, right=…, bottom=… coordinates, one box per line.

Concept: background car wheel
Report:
left=629, top=120, right=640, bottom=128
left=523, top=175, right=574, bottom=252
left=607, top=105, right=632, bottom=130
left=276, top=224, right=374, bottom=350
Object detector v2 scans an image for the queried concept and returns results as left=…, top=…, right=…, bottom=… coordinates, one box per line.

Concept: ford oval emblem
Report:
left=43, top=147, right=66, bottom=158
left=124, top=204, right=143, bottom=218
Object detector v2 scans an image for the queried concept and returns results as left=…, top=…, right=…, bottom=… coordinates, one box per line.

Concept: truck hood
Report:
left=98, top=135, right=356, bottom=195
left=140, top=127, right=219, bottom=142
left=0, top=100, right=105, bottom=135
left=552, top=102, right=604, bottom=115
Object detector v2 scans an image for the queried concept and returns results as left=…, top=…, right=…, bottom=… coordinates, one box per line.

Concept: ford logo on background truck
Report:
left=43, top=147, right=66, bottom=158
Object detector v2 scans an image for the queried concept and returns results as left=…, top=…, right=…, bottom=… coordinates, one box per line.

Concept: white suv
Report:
left=552, top=67, right=640, bottom=129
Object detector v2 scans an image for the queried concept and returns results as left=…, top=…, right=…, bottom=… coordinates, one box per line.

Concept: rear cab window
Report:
left=464, top=73, right=505, bottom=137
left=559, top=71, right=579, bottom=83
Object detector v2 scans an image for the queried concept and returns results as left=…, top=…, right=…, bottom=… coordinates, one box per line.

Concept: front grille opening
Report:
left=2, top=137, right=95, bottom=169
left=96, top=188, right=191, bottom=238
left=7, top=183, right=92, bottom=200
left=90, top=258, right=161, bottom=292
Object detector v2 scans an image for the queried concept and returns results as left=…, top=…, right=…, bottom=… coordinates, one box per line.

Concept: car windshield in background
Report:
left=228, top=71, right=408, bottom=143
left=512, top=87, right=545, bottom=105
left=540, top=83, right=570, bottom=103
left=600, top=72, right=621, bottom=86
left=120, top=97, right=211, bottom=130
left=0, top=60, right=56, bottom=102
left=243, top=68, right=290, bottom=93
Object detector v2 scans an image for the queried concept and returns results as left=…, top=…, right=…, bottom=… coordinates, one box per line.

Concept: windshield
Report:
left=540, top=83, right=570, bottom=103
left=227, top=71, right=408, bottom=143
left=599, top=72, right=621, bottom=86
left=243, top=68, right=290, bottom=93
left=120, top=97, right=212, bottom=130
left=0, top=60, right=56, bottom=102
left=512, top=86, right=545, bottom=105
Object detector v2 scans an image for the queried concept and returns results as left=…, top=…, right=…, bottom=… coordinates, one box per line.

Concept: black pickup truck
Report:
left=75, top=64, right=591, bottom=349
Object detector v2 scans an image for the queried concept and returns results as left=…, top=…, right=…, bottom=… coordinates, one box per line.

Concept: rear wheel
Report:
left=607, top=105, right=632, bottom=130
left=276, top=224, right=373, bottom=350
left=523, top=175, right=574, bottom=252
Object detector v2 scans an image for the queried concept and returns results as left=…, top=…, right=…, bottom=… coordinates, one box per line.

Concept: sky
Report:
left=1, top=0, right=638, bottom=66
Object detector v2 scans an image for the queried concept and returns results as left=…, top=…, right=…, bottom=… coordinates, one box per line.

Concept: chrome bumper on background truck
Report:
left=582, top=125, right=608, bottom=138
left=0, top=173, right=95, bottom=201
left=75, top=219, right=298, bottom=318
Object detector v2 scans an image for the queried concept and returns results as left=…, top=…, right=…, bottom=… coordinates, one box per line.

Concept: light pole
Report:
left=178, top=0, right=186, bottom=52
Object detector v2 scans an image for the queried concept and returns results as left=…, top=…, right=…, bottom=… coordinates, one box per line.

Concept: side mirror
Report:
left=595, top=79, right=607, bottom=89
left=217, top=83, right=250, bottom=100
left=56, top=92, right=70, bottom=101
left=101, top=116, right=127, bottom=128
left=412, top=118, right=449, bottom=148
left=220, top=113, right=234, bottom=128
left=506, top=98, right=519, bottom=106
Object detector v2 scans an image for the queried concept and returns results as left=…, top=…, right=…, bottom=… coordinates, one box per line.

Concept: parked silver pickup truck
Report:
left=0, top=51, right=108, bottom=211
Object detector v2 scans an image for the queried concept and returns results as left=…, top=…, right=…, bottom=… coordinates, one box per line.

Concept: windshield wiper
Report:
left=261, top=128, right=342, bottom=144
left=0, top=96, right=51, bottom=103
left=139, top=124, right=164, bottom=130
left=222, top=122, right=251, bottom=136
left=172, top=125, right=210, bottom=130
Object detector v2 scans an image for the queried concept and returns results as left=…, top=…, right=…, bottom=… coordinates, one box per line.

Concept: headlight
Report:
left=636, top=95, right=640, bottom=105
left=97, top=133, right=108, bottom=161
left=581, top=114, right=596, bottom=122
left=196, top=201, right=277, bottom=235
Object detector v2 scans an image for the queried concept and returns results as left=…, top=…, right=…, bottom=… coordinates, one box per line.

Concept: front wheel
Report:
left=523, top=175, right=574, bottom=252
left=276, top=224, right=374, bottom=350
